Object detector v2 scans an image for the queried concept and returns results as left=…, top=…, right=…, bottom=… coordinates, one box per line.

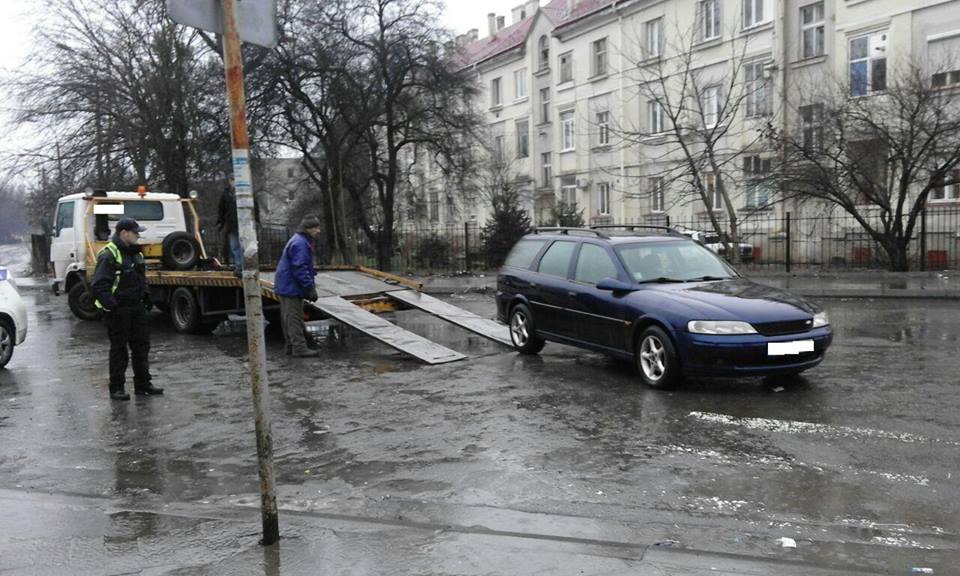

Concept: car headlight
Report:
left=813, top=311, right=829, bottom=328
left=687, top=320, right=758, bottom=335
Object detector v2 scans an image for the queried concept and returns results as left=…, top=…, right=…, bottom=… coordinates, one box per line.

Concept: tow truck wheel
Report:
left=68, top=282, right=103, bottom=321
left=169, top=287, right=216, bottom=334
left=162, top=232, right=201, bottom=271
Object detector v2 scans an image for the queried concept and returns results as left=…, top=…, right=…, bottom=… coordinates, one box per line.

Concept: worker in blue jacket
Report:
left=274, top=216, right=322, bottom=357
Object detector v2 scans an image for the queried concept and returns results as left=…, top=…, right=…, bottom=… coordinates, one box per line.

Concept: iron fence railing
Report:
left=198, top=209, right=960, bottom=274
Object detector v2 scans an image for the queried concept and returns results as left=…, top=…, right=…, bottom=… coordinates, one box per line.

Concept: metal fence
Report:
left=658, top=208, right=960, bottom=272
left=343, top=222, right=485, bottom=274
left=200, top=209, right=960, bottom=274
left=201, top=224, right=291, bottom=270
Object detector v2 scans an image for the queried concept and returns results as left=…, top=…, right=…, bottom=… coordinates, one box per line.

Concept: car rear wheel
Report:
left=170, top=287, right=217, bottom=334
left=509, top=303, right=545, bottom=355
left=635, top=326, right=680, bottom=389
left=0, top=320, right=14, bottom=369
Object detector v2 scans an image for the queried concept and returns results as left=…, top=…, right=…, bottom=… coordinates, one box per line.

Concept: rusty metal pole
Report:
left=219, top=0, right=280, bottom=545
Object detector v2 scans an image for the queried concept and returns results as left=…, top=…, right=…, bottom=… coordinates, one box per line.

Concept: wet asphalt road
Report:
left=1, top=287, right=959, bottom=575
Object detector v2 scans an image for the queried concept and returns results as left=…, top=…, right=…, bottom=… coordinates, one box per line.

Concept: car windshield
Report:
left=616, top=241, right=736, bottom=282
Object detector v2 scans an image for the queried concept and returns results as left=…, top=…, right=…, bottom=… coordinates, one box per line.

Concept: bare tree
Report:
left=4, top=0, right=229, bottom=196
left=329, top=0, right=481, bottom=271
left=622, top=23, right=782, bottom=263
left=766, top=61, right=960, bottom=271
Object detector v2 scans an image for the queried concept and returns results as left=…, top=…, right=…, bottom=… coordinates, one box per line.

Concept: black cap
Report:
left=116, top=218, right=147, bottom=233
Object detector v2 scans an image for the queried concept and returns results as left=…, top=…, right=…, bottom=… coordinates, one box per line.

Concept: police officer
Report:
left=89, top=218, right=164, bottom=401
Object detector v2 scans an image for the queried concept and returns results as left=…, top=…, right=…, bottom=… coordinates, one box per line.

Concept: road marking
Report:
left=688, top=411, right=960, bottom=446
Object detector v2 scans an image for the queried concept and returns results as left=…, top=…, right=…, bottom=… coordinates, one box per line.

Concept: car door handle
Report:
left=567, top=291, right=578, bottom=298
left=527, top=282, right=538, bottom=288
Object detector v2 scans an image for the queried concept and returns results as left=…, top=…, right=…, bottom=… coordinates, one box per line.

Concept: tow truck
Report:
left=49, top=188, right=509, bottom=363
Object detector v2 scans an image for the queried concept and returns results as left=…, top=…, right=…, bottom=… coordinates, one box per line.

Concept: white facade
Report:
left=453, top=0, right=960, bottom=227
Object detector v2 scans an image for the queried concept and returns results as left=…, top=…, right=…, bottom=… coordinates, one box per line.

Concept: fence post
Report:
left=464, top=221, right=470, bottom=271
left=785, top=212, right=792, bottom=273
left=920, top=207, right=927, bottom=272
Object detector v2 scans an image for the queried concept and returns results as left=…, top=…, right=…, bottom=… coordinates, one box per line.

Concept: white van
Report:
left=0, top=265, right=27, bottom=368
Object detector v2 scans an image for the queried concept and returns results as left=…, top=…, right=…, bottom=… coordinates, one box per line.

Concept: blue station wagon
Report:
left=496, top=227, right=833, bottom=388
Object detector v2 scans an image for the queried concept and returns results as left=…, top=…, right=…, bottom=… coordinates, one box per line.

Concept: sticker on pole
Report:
left=166, top=0, right=278, bottom=49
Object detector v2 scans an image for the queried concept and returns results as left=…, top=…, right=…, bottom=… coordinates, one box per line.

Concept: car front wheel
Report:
left=509, top=303, right=545, bottom=355
left=635, top=326, right=680, bottom=389
left=0, top=321, right=14, bottom=369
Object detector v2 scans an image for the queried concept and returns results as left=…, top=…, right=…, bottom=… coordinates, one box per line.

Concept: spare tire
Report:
left=162, top=232, right=201, bottom=271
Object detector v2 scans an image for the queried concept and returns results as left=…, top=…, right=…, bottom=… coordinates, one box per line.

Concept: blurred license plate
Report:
left=767, top=340, right=814, bottom=356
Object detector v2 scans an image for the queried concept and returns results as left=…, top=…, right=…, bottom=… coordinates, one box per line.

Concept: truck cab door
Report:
left=50, top=200, right=79, bottom=281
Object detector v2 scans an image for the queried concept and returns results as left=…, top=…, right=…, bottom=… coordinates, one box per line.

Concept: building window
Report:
left=743, top=156, right=772, bottom=209
left=429, top=191, right=439, bottom=222
left=597, top=182, right=612, bottom=215
left=931, top=169, right=960, bottom=202
left=286, top=167, right=295, bottom=178
left=494, top=135, right=505, bottom=162
left=800, top=103, right=825, bottom=151
left=540, top=88, right=551, bottom=123
left=514, top=68, right=528, bottom=100
left=849, top=32, right=887, bottom=96
left=699, top=0, right=721, bottom=41
left=645, top=18, right=663, bottom=58
left=703, top=86, right=720, bottom=128
left=560, top=175, right=577, bottom=207
left=745, top=61, right=770, bottom=117
left=592, top=38, right=608, bottom=77
left=541, top=152, right=552, bottom=188
left=597, top=111, right=610, bottom=146
left=560, top=110, right=575, bottom=151
left=800, top=2, right=825, bottom=59
left=516, top=119, right=529, bottom=158
left=559, top=52, right=573, bottom=83
left=647, top=100, right=664, bottom=134
left=491, top=77, right=502, bottom=107
left=650, top=177, right=665, bottom=212
left=742, top=0, right=769, bottom=28
left=705, top=173, right=723, bottom=211
left=539, top=35, right=550, bottom=70
left=932, top=69, right=960, bottom=88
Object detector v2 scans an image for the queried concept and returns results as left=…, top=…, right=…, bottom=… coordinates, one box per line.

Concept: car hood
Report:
left=636, top=278, right=819, bottom=322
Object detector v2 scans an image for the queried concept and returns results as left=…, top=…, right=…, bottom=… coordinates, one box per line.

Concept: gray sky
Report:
left=0, top=1, right=538, bottom=171
left=441, top=0, right=543, bottom=36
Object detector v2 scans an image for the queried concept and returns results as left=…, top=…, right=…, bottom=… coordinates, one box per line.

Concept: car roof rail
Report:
left=590, top=224, right=685, bottom=237
left=533, top=227, right=610, bottom=239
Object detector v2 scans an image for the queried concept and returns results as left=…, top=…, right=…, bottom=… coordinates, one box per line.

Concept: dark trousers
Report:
left=105, top=305, right=152, bottom=392
left=279, top=296, right=309, bottom=354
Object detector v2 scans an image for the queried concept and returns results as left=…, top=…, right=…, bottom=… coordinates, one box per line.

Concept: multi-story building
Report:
left=453, top=0, right=960, bottom=228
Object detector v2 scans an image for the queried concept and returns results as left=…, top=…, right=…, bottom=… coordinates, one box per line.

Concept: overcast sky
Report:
left=0, top=1, right=539, bottom=170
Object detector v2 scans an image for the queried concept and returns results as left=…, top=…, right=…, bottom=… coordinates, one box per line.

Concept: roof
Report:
left=460, top=17, right=535, bottom=67
left=543, top=0, right=618, bottom=30
left=458, top=0, right=620, bottom=68
left=60, top=191, right=183, bottom=202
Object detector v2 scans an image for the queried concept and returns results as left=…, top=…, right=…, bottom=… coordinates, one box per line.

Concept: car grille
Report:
left=753, top=319, right=814, bottom=336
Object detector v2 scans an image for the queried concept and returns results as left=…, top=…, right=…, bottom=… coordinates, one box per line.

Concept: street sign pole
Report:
left=219, top=0, right=280, bottom=545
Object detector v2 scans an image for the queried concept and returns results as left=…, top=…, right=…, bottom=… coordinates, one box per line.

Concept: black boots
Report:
left=110, top=389, right=131, bottom=401
left=135, top=384, right=164, bottom=396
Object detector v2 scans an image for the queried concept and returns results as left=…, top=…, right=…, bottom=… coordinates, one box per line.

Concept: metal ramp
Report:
left=387, top=290, right=512, bottom=347
left=308, top=295, right=465, bottom=365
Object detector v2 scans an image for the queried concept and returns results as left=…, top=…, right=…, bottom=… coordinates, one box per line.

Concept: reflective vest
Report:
left=94, top=242, right=123, bottom=310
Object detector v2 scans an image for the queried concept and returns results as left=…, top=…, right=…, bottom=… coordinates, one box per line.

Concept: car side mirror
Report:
left=596, top=277, right=633, bottom=292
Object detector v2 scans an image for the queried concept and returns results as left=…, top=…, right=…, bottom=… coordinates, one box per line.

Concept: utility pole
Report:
left=166, top=0, right=279, bottom=543
left=219, top=0, right=279, bottom=545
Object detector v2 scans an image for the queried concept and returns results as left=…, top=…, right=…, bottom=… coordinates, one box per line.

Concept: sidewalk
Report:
left=0, top=488, right=894, bottom=576
left=413, top=270, right=960, bottom=299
